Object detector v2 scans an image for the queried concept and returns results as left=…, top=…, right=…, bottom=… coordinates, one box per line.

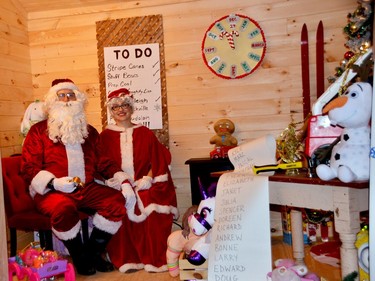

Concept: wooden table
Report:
left=186, top=158, right=369, bottom=278
left=268, top=173, right=368, bottom=279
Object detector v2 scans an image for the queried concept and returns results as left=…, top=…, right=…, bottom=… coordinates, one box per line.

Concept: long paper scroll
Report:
left=208, top=134, right=276, bottom=280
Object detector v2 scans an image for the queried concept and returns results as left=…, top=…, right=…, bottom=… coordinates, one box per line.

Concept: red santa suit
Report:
left=99, top=124, right=178, bottom=273
left=21, top=120, right=126, bottom=241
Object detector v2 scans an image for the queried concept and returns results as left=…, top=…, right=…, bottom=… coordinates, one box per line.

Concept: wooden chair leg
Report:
left=10, top=228, right=17, bottom=257
left=45, top=230, right=53, bottom=250
left=39, top=230, right=46, bottom=249
left=38, top=230, right=53, bottom=251
left=45, top=230, right=53, bottom=251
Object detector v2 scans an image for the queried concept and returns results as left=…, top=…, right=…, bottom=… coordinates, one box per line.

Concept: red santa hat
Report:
left=107, top=88, right=134, bottom=108
left=50, top=78, right=79, bottom=93
left=44, top=78, right=87, bottom=109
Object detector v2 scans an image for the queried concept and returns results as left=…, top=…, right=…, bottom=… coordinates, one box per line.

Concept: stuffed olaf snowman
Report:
left=316, top=82, right=372, bottom=183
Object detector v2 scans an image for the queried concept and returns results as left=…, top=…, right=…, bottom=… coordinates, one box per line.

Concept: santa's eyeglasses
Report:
left=111, top=103, right=131, bottom=112
left=57, top=92, right=76, bottom=100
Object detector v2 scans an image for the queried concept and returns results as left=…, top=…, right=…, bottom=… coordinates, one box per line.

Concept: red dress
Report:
left=99, top=124, right=178, bottom=272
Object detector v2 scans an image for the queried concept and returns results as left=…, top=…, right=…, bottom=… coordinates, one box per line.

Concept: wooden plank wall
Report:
left=2, top=0, right=358, bottom=217
left=0, top=0, right=33, bottom=156
left=0, top=0, right=34, bottom=266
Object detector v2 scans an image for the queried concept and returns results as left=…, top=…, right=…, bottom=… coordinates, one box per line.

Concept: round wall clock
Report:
left=201, top=14, right=266, bottom=79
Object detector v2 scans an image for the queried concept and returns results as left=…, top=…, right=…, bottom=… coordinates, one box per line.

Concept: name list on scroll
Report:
left=104, top=43, right=162, bottom=129
left=208, top=135, right=275, bottom=281
left=208, top=173, right=271, bottom=281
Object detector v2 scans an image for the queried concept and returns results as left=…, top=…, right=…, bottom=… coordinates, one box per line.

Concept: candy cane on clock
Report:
left=219, top=31, right=236, bottom=49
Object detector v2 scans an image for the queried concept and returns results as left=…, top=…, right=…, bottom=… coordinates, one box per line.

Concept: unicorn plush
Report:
left=316, top=82, right=372, bottom=183
left=166, top=179, right=216, bottom=277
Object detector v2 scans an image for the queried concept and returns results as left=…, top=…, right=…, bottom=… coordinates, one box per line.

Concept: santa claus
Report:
left=21, top=78, right=127, bottom=276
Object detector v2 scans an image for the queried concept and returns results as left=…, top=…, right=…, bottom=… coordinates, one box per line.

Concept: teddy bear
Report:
left=316, top=82, right=372, bottom=183
left=20, top=100, right=47, bottom=137
left=166, top=179, right=216, bottom=277
left=266, top=259, right=319, bottom=281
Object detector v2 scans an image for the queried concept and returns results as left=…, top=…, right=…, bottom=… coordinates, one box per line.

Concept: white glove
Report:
left=121, top=183, right=136, bottom=209
left=53, top=177, right=77, bottom=193
left=105, top=177, right=121, bottom=190
left=113, top=171, right=131, bottom=184
left=137, top=176, right=153, bottom=191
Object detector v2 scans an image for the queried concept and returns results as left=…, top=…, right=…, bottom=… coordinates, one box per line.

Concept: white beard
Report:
left=48, top=101, right=88, bottom=145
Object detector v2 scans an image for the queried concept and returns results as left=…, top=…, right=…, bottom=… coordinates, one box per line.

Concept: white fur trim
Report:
left=106, top=124, right=142, bottom=132
left=92, top=212, right=122, bottom=234
left=106, top=124, right=126, bottom=132
left=144, top=264, right=168, bottom=273
left=119, top=263, right=144, bottom=273
left=50, top=81, right=79, bottom=94
left=53, top=220, right=81, bottom=240
left=153, top=173, right=168, bottom=183
left=66, top=143, right=85, bottom=183
left=120, top=129, right=134, bottom=180
left=30, top=170, right=55, bottom=196
left=133, top=173, right=168, bottom=188
left=127, top=193, right=179, bottom=223
left=44, top=82, right=87, bottom=112
left=127, top=208, right=147, bottom=223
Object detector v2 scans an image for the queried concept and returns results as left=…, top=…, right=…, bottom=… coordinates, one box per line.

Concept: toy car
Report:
left=209, top=146, right=236, bottom=159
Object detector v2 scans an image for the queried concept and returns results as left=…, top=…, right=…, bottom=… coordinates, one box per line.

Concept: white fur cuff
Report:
left=53, top=220, right=81, bottom=240
left=30, top=170, right=55, bottom=195
left=93, top=213, right=122, bottom=234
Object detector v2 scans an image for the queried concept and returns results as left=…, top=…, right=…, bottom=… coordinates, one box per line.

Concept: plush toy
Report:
left=266, top=259, right=320, bottom=281
left=166, top=179, right=216, bottom=277
left=316, top=82, right=372, bottom=183
left=210, top=118, right=238, bottom=147
left=209, top=118, right=238, bottom=158
left=20, top=100, right=47, bottom=137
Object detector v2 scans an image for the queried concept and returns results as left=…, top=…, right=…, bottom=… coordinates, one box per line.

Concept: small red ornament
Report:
left=344, top=51, right=355, bottom=60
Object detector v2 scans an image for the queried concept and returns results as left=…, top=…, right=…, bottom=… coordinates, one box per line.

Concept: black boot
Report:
left=87, top=227, right=114, bottom=272
left=63, top=234, right=96, bottom=276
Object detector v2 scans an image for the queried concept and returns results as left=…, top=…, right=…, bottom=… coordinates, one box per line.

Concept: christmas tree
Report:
left=328, top=0, right=373, bottom=84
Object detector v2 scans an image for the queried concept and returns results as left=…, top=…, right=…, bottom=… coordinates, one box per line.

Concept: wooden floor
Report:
left=271, top=237, right=341, bottom=281
left=47, top=236, right=340, bottom=281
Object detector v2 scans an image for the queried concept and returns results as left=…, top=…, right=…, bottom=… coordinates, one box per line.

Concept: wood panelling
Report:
left=0, top=1, right=30, bottom=276
left=0, top=0, right=359, bottom=226
left=0, top=152, right=6, bottom=278
left=0, top=1, right=32, bottom=157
